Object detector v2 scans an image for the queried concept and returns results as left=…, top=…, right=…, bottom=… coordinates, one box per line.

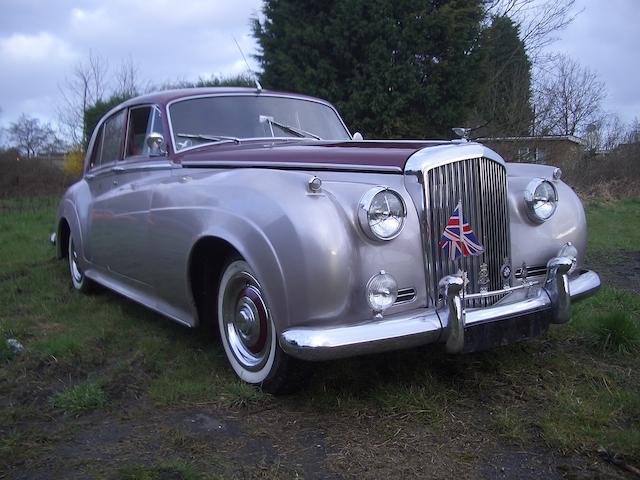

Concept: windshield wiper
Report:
left=259, top=116, right=322, bottom=140
left=176, top=133, right=241, bottom=144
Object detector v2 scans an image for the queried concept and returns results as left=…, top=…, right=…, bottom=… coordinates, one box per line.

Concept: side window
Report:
left=89, top=125, right=105, bottom=170
left=101, top=110, right=126, bottom=165
left=126, top=106, right=166, bottom=158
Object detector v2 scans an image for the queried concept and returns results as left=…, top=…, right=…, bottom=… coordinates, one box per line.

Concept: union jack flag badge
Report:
left=439, top=201, right=484, bottom=261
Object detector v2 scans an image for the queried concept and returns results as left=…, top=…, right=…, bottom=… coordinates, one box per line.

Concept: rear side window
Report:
left=100, top=110, right=126, bottom=165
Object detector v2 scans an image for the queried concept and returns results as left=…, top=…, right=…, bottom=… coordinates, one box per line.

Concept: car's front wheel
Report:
left=68, top=234, right=93, bottom=293
left=217, top=258, right=306, bottom=394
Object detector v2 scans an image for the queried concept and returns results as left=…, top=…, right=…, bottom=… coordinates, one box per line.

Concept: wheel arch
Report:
left=186, top=231, right=288, bottom=331
left=188, top=236, right=239, bottom=328
left=57, top=198, right=84, bottom=261
left=56, top=217, right=71, bottom=259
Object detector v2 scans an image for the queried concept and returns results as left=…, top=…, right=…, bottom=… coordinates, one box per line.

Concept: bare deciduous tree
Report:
left=625, top=118, right=640, bottom=144
left=583, top=113, right=627, bottom=152
left=57, top=50, right=109, bottom=147
left=6, top=114, right=60, bottom=159
left=533, top=54, right=605, bottom=137
left=486, top=0, right=579, bottom=59
left=113, top=56, right=141, bottom=99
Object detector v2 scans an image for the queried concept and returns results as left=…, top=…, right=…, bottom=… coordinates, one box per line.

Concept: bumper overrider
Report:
left=279, top=256, right=601, bottom=361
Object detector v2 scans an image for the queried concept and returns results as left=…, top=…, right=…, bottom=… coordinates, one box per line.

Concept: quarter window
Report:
left=89, top=125, right=105, bottom=170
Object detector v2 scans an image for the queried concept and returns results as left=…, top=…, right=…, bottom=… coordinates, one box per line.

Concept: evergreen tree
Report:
left=253, top=0, right=487, bottom=139
left=472, top=16, right=532, bottom=137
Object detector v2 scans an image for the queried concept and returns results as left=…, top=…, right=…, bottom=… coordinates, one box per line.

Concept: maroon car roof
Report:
left=120, top=87, right=328, bottom=108
left=117, top=88, right=452, bottom=171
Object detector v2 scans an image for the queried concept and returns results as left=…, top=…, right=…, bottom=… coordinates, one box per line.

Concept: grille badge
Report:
left=500, top=259, right=512, bottom=289
left=478, top=263, right=490, bottom=294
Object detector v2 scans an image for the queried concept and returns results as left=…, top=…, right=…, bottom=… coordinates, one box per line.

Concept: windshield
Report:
left=169, top=95, right=351, bottom=151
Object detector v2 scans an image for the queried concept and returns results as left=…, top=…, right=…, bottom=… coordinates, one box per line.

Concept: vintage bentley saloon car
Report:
left=53, top=87, right=600, bottom=393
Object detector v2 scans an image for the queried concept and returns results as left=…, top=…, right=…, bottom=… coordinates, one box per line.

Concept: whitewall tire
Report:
left=68, top=234, right=93, bottom=293
left=216, top=258, right=307, bottom=393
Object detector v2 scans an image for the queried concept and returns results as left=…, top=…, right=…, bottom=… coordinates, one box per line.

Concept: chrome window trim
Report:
left=165, top=93, right=352, bottom=155
left=111, top=160, right=176, bottom=173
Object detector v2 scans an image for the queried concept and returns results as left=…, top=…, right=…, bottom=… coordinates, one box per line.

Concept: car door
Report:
left=85, top=109, right=126, bottom=268
left=106, top=105, right=173, bottom=286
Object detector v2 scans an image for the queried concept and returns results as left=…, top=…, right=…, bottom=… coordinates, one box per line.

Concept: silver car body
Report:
left=55, top=88, right=600, bottom=363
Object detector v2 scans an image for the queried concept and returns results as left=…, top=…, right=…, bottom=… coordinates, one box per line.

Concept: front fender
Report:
left=149, top=168, right=360, bottom=331
left=506, top=164, right=587, bottom=269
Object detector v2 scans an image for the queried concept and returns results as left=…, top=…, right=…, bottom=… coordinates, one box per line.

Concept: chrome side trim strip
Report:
left=111, top=161, right=175, bottom=173
left=181, top=160, right=403, bottom=173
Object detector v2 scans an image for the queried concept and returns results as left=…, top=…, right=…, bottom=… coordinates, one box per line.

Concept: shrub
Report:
left=63, top=150, right=84, bottom=178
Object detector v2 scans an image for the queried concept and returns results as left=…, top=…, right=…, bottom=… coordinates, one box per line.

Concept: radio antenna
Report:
left=233, top=36, right=262, bottom=93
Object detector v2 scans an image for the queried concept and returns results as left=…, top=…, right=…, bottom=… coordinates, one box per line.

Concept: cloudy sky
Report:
left=0, top=0, right=637, bottom=139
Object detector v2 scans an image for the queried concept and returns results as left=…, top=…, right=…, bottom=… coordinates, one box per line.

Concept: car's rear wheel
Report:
left=217, top=258, right=307, bottom=394
left=68, top=234, right=93, bottom=293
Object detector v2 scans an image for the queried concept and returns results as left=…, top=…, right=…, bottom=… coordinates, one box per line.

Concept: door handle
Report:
left=112, top=179, right=118, bottom=186
left=112, top=166, right=125, bottom=172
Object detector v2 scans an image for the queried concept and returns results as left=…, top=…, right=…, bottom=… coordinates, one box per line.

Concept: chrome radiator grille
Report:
left=424, top=157, right=510, bottom=307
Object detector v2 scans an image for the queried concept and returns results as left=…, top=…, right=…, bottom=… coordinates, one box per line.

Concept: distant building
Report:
left=611, top=141, right=640, bottom=160
left=478, top=135, right=586, bottom=165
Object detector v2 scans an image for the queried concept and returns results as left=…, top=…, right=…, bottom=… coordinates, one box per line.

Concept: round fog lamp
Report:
left=366, top=271, right=398, bottom=312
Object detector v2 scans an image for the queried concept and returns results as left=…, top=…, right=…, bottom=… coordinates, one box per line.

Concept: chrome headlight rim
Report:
left=524, top=178, right=558, bottom=224
left=358, top=186, right=407, bottom=241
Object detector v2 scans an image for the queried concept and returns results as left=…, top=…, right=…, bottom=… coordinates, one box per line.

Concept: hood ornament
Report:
left=452, top=127, right=472, bottom=142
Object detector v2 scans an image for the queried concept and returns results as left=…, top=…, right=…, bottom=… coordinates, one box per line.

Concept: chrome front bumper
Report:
left=279, top=256, right=601, bottom=361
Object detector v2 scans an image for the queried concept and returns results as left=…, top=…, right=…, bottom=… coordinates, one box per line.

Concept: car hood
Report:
left=176, top=140, right=451, bottom=173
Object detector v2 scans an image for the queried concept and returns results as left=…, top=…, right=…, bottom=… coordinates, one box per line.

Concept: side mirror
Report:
left=353, top=132, right=364, bottom=141
left=146, top=132, right=166, bottom=156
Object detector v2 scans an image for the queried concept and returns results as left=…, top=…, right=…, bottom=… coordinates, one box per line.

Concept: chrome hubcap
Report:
left=222, top=271, right=270, bottom=371
left=235, top=294, right=261, bottom=347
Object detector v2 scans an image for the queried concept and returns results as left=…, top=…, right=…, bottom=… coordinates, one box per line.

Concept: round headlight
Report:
left=524, top=179, right=558, bottom=223
left=358, top=187, right=407, bottom=240
left=366, top=271, right=398, bottom=312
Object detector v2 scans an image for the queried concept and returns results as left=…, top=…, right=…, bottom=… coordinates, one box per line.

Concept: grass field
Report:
left=0, top=196, right=639, bottom=479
